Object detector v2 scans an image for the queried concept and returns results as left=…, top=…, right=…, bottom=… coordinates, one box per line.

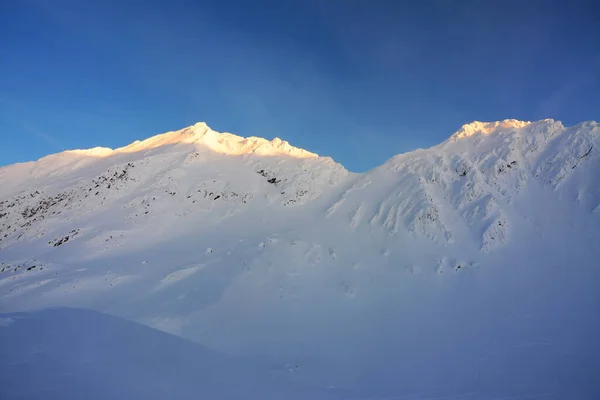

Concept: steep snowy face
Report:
left=323, top=119, right=600, bottom=251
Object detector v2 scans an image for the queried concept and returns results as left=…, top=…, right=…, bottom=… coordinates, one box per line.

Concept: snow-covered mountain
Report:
left=1, top=119, right=599, bottom=399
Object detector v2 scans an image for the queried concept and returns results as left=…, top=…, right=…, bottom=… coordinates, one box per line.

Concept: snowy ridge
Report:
left=449, top=119, right=532, bottom=140
left=67, top=122, right=319, bottom=159
left=0, top=119, right=598, bottom=251
left=323, top=119, right=599, bottom=250
left=1, top=119, right=600, bottom=399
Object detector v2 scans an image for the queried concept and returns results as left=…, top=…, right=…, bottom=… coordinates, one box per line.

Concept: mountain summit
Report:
left=67, top=122, right=319, bottom=159
left=1, top=119, right=599, bottom=398
left=449, top=118, right=532, bottom=140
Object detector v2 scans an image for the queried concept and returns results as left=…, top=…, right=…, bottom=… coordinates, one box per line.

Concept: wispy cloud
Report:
left=21, top=123, right=65, bottom=150
left=534, top=56, right=600, bottom=120
left=0, top=93, right=65, bottom=151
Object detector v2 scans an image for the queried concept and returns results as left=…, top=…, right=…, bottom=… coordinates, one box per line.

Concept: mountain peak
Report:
left=66, top=122, right=318, bottom=159
left=450, top=119, right=534, bottom=140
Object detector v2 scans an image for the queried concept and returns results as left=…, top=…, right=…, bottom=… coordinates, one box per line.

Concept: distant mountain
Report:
left=1, top=119, right=599, bottom=399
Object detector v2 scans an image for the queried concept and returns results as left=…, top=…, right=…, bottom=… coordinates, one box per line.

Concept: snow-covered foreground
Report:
left=1, top=119, right=599, bottom=398
left=0, top=308, right=334, bottom=399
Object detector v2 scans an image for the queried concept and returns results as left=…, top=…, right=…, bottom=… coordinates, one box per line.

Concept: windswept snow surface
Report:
left=1, top=120, right=600, bottom=399
left=0, top=308, right=333, bottom=399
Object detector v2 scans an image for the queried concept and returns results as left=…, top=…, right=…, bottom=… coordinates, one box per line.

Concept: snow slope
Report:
left=1, top=119, right=599, bottom=399
left=0, top=308, right=333, bottom=399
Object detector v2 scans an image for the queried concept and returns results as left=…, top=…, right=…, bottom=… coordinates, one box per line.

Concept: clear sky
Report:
left=1, top=0, right=599, bottom=172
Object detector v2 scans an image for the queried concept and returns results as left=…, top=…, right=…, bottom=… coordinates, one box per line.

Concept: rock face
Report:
left=1, top=119, right=599, bottom=398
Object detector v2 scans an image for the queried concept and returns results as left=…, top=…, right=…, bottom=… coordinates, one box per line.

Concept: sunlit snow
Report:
left=1, top=120, right=599, bottom=399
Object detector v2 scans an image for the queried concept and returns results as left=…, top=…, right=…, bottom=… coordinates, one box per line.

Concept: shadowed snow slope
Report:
left=1, top=120, right=599, bottom=399
left=0, top=308, right=333, bottom=400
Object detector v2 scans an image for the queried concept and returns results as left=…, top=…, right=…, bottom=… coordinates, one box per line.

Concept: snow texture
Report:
left=0, top=308, right=332, bottom=399
left=1, top=119, right=599, bottom=399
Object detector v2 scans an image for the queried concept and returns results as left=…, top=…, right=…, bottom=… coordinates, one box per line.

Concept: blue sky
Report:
left=1, top=0, right=599, bottom=171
